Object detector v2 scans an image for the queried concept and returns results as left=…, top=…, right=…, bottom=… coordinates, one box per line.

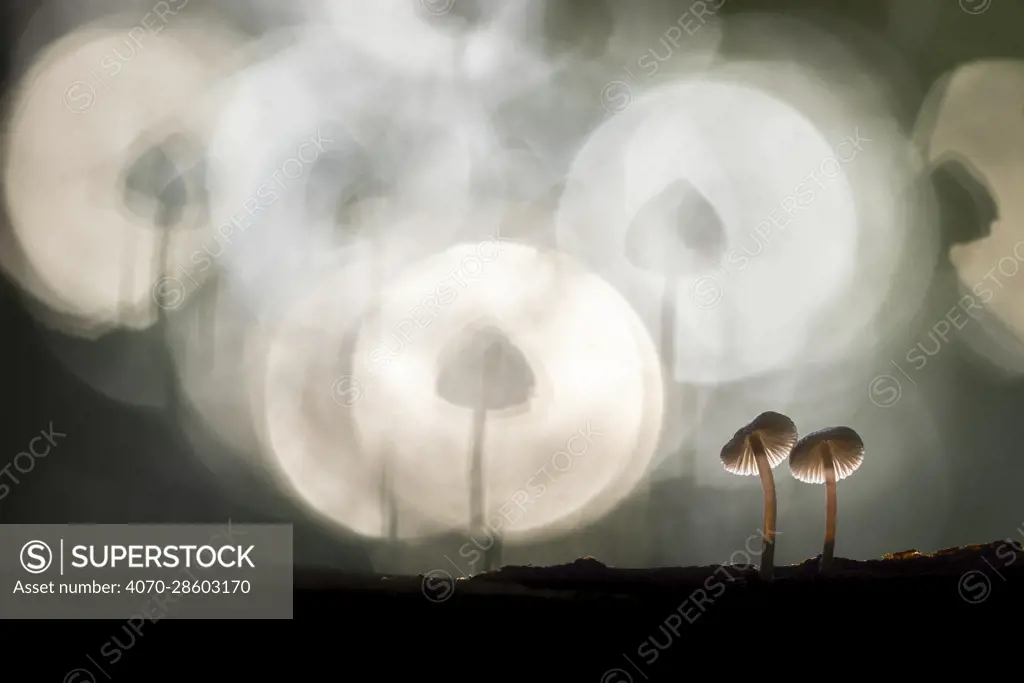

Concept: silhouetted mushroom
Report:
left=436, top=326, right=535, bottom=572
left=627, top=181, right=727, bottom=528
left=122, top=135, right=199, bottom=325
left=789, top=426, right=865, bottom=573
left=720, top=411, right=798, bottom=579
left=625, top=178, right=726, bottom=376
left=120, top=133, right=206, bottom=413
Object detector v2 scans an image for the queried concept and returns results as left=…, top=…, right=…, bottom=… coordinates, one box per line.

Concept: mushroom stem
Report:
left=120, top=220, right=137, bottom=322
left=380, top=444, right=399, bottom=541
left=660, top=275, right=677, bottom=376
left=469, top=405, right=487, bottom=572
left=822, top=456, right=837, bottom=572
left=751, top=435, right=776, bottom=580
left=155, top=229, right=180, bottom=417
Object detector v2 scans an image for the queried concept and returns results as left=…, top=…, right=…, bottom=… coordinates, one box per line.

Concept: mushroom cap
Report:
left=436, top=325, right=535, bottom=412
left=789, top=426, right=865, bottom=484
left=720, top=411, right=798, bottom=476
left=623, top=178, right=726, bottom=275
left=301, top=142, right=391, bottom=246
left=121, top=133, right=200, bottom=230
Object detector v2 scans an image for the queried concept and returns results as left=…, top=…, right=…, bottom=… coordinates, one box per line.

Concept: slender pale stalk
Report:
left=751, top=434, right=777, bottom=580
left=822, top=453, right=837, bottom=572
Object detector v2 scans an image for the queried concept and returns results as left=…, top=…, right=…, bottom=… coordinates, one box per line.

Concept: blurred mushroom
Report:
left=303, top=145, right=391, bottom=249
left=720, top=411, right=798, bottom=579
left=627, top=180, right=726, bottom=529
left=119, top=132, right=208, bottom=414
left=789, top=426, right=866, bottom=572
left=625, top=178, right=726, bottom=376
left=436, top=325, right=535, bottom=572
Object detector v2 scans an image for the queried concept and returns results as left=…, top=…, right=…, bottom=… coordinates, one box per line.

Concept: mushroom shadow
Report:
left=436, top=324, right=535, bottom=573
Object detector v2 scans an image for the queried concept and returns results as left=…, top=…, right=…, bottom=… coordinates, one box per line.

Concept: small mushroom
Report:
left=789, top=426, right=865, bottom=573
left=437, top=326, right=535, bottom=572
left=720, top=411, right=798, bottom=579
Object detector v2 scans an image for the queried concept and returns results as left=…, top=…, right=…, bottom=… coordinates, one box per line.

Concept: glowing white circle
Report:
left=260, top=254, right=394, bottom=538
left=259, top=224, right=486, bottom=540
left=557, top=78, right=860, bottom=385
left=2, top=19, right=240, bottom=332
left=348, top=241, right=664, bottom=539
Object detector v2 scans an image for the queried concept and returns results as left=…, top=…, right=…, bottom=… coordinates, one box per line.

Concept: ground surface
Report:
left=26, top=541, right=1022, bottom=680
left=297, top=540, right=1024, bottom=603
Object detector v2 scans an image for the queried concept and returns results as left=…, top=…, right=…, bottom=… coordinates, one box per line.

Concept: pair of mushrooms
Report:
left=721, top=412, right=865, bottom=578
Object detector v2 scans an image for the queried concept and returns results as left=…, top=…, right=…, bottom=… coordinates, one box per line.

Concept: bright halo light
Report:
left=260, top=253, right=400, bottom=539
left=557, top=77, right=860, bottom=385
left=1, top=18, right=239, bottom=334
left=349, top=241, right=664, bottom=540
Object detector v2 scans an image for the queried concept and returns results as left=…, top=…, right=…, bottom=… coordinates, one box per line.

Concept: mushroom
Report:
left=302, top=144, right=389, bottom=248
left=120, top=132, right=207, bottom=413
left=624, top=178, right=726, bottom=377
left=720, top=411, right=798, bottom=579
left=626, top=180, right=727, bottom=508
left=788, top=426, right=865, bottom=573
left=436, top=325, right=535, bottom=572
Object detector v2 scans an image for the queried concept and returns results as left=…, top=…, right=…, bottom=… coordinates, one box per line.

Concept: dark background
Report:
left=2, top=0, right=1024, bottom=574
